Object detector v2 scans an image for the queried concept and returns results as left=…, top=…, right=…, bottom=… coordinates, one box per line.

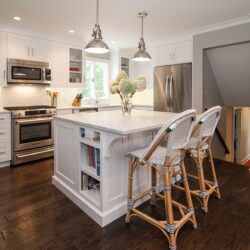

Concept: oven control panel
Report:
left=12, top=109, right=56, bottom=118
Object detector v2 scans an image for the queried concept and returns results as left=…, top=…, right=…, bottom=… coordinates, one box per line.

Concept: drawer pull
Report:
left=0, top=118, right=5, bottom=121
left=0, top=152, right=5, bottom=155
left=0, top=132, right=5, bottom=135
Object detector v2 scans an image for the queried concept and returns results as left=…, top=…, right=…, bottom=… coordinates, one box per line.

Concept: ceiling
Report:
left=0, top=0, right=250, bottom=48
left=207, top=42, right=250, bottom=106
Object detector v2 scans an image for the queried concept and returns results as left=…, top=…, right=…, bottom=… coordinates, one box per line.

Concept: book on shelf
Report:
left=81, top=174, right=100, bottom=192
left=87, top=146, right=100, bottom=176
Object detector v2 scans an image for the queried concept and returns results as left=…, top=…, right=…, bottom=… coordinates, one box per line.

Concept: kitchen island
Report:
left=52, top=110, right=175, bottom=226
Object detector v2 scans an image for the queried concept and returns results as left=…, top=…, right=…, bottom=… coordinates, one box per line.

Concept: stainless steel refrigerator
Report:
left=154, top=63, right=192, bottom=113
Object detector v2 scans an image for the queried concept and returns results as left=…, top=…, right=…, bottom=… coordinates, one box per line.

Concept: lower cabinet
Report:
left=0, top=113, right=11, bottom=167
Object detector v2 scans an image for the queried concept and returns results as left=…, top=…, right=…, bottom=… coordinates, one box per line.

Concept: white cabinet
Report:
left=50, top=42, right=68, bottom=87
left=7, top=33, right=50, bottom=61
left=0, top=32, right=7, bottom=86
left=157, top=40, right=192, bottom=66
left=51, top=43, right=84, bottom=87
left=0, top=113, right=11, bottom=167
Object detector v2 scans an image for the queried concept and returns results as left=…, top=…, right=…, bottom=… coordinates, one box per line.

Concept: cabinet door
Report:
left=175, top=41, right=192, bottom=63
left=30, top=38, right=51, bottom=61
left=157, top=41, right=192, bottom=66
left=7, top=33, right=30, bottom=59
left=157, top=45, right=175, bottom=66
left=50, top=42, right=68, bottom=87
left=0, top=32, right=7, bottom=86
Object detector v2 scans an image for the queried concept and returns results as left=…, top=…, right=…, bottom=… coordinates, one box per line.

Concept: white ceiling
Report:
left=0, top=0, right=250, bottom=48
left=206, top=42, right=250, bottom=106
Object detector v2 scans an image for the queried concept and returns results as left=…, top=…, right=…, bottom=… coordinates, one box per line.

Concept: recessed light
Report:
left=68, top=30, right=75, bottom=34
left=13, top=16, right=21, bottom=21
left=111, top=41, right=116, bottom=44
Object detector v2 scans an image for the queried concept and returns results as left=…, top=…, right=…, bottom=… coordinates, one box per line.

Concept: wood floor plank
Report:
left=0, top=158, right=249, bottom=249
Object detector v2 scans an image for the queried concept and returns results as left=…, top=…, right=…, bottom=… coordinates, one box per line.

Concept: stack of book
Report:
left=88, top=146, right=101, bottom=176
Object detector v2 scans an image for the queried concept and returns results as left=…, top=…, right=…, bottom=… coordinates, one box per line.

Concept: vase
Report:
left=121, top=95, right=133, bottom=117
left=51, top=96, right=57, bottom=107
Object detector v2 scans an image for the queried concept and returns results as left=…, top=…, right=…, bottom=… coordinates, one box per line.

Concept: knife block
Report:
left=72, top=98, right=81, bottom=106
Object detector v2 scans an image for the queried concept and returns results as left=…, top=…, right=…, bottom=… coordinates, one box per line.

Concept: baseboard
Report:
left=0, top=161, right=10, bottom=168
left=241, top=154, right=250, bottom=165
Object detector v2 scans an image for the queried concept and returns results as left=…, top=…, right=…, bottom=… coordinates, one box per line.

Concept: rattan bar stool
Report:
left=126, top=109, right=197, bottom=250
left=173, top=106, right=222, bottom=213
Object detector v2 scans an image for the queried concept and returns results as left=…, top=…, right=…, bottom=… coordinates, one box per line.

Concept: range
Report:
left=4, top=105, right=56, bottom=165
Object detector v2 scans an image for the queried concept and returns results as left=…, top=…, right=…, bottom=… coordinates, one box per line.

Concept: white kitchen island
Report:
left=52, top=110, right=175, bottom=227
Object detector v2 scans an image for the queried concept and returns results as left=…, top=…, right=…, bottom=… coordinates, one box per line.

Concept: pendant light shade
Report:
left=85, top=0, right=109, bottom=54
left=132, top=12, right=152, bottom=62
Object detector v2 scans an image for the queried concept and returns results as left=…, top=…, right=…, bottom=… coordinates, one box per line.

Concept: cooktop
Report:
left=4, top=105, right=56, bottom=111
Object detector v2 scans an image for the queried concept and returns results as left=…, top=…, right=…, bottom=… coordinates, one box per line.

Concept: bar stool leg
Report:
left=163, top=167, right=176, bottom=250
left=179, top=160, right=197, bottom=229
left=195, top=153, right=208, bottom=212
left=207, top=148, right=221, bottom=199
left=151, top=166, right=157, bottom=204
left=126, top=156, right=134, bottom=223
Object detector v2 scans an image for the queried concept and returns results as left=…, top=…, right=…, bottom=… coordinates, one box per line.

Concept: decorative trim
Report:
left=199, top=191, right=207, bottom=199
left=166, top=224, right=175, bottom=234
left=187, top=207, right=194, bottom=214
left=163, top=185, right=171, bottom=191
left=192, top=16, right=250, bottom=36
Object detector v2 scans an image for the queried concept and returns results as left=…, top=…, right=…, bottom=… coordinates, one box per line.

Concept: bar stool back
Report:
left=126, top=109, right=197, bottom=250
left=179, top=106, right=222, bottom=212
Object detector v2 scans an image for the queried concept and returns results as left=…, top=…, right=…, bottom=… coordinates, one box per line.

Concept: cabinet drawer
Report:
left=0, top=142, right=11, bottom=162
left=0, top=114, right=10, bottom=125
left=0, top=125, right=11, bottom=142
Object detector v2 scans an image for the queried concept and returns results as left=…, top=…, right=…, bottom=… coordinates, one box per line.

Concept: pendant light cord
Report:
left=141, top=15, right=143, bottom=39
left=96, top=0, right=99, bottom=24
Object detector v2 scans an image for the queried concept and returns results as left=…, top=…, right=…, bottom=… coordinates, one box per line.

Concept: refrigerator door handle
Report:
left=169, top=75, right=173, bottom=112
left=165, top=75, right=170, bottom=111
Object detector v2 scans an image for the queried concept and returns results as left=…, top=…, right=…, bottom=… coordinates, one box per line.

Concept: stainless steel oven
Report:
left=4, top=106, right=56, bottom=165
left=7, top=58, right=51, bottom=85
left=14, top=117, right=54, bottom=152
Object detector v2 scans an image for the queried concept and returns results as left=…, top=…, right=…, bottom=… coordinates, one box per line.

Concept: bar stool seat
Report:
left=125, top=109, right=197, bottom=250
left=130, top=146, right=182, bottom=167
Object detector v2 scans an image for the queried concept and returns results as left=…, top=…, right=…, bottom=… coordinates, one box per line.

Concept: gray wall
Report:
left=203, top=52, right=224, bottom=109
left=193, top=22, right=250, bottom=113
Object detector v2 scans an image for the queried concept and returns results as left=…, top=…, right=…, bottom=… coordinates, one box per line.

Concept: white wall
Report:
left=1, top=85, right=45, bottom=107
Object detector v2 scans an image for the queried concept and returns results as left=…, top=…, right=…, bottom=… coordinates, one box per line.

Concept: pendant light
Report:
left=132, top=12, right=152, bottom=62
left=85, top=0, right=109, bottom=54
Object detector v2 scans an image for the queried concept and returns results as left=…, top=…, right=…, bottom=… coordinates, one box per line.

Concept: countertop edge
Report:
left=54, top=115, right=161, bottom=136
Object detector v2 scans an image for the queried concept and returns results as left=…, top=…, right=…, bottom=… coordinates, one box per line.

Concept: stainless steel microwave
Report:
left=7, top=58, right=51, bottom=85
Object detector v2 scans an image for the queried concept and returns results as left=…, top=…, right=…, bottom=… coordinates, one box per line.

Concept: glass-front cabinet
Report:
left=69, top=48, right=83, bottom=84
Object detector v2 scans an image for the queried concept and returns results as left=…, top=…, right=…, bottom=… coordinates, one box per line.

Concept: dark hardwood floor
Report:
left=0, top=158, right=249, bottom=250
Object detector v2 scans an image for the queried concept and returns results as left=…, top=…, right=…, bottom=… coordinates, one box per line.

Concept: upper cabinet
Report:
left=156, top=40, right=192, bottom=66
left=0, top=32, right=7, bottom=86
left=50, top=43, right=84, bottom=87
left=7, top=33, right=51, bottom=62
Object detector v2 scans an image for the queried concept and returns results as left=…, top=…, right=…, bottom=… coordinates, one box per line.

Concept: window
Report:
left=83, top=58, right=109, bottom=99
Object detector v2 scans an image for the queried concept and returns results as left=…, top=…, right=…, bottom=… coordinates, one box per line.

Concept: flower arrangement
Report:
left=109, top=71, right=146, bottom=116
left=46, top=90, right=60, bottom=107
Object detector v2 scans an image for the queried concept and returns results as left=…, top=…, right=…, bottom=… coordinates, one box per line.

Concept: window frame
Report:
left=84, top=56, right=110, bottom=100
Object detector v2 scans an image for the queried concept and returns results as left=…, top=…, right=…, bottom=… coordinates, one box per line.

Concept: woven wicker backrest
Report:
left=196, top=106, right=222, bottom=142
left=140, top=109, right=197, bottom=162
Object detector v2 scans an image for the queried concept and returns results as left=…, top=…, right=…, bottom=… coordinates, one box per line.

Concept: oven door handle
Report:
left=16, top=148, right=54, bottom=159
left=15, top=117, right=53, bottom=124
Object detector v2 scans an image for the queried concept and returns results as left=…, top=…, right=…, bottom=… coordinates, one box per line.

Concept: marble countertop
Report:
left=56, top=104, right=153, bottom=110
left=56, top=104, right=120, bottom=110
left=55, top=110, right=176, bottom=135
